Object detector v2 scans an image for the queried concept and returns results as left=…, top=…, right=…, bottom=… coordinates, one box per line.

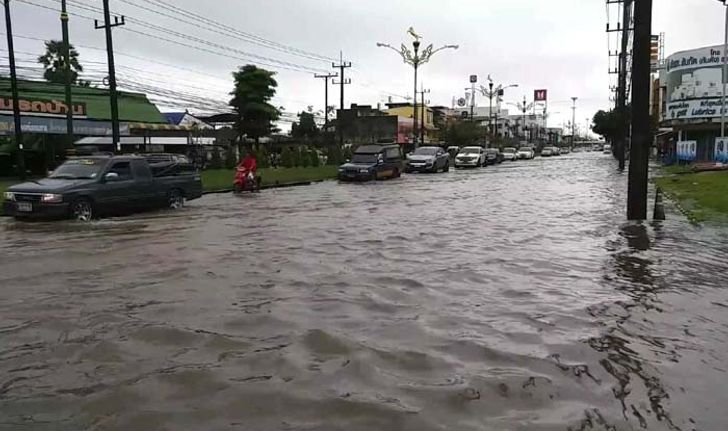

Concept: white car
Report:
left=502, top=147, right=518, bottom=161
left=517, top=146, right=535, bottom=159
left=455, top=146, right=485, bottom=168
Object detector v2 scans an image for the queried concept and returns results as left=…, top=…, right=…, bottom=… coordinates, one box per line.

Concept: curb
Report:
left=202, top=179, right=329, bottom=195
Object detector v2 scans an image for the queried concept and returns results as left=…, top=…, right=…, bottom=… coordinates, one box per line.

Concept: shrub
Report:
left=309, top=150, right=320, bottom=167
left=281, top=146, right=295, bottom=168
left=224, top=145, right=237, bottom=169
left=209, top=147, right=223, bottom=169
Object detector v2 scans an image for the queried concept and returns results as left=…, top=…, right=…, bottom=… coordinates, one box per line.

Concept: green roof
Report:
left=0, top=77, right=165, bottom=123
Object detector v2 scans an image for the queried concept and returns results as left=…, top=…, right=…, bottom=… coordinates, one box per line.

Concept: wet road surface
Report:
left=2, top=152, right=728, bottom=430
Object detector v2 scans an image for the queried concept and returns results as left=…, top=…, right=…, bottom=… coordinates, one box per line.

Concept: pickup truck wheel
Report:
left=168, top=189, right=185, bottom=209
left=70, top=199, right=93, bottom=222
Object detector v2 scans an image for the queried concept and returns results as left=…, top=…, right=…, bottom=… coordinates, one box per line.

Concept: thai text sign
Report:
left=0, top=96, right=87, bottom=118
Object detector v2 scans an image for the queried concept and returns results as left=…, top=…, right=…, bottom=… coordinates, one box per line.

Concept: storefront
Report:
left=663, top=44, right=728, bottom=162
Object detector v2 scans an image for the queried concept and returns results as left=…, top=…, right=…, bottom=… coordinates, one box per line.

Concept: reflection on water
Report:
left=1, top=153, right=727, bottom=430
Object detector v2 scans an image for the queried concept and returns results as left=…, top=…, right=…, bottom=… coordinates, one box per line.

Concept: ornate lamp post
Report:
left=479, top=77, right=518, bottom=142
left=377, top=28, right=458, bottom=148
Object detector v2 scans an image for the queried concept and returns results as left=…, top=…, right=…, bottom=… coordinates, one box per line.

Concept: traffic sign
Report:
left=469, top=75, right=477, bottom=83
left=457, top=97, right=467, bottom=107
left=534, top=89, right=548, bottom=102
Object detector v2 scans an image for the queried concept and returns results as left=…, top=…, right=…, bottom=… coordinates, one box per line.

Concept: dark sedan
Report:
left=484, top=148, right=504, bottom=165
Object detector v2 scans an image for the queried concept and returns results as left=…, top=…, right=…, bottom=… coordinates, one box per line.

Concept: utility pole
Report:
left=94, top=0, right=125, bottom=153
left=721, top=1, right=728, bottom=141
left=616, top=0, right=633, bottom=170
left=332, top=51, right=351, bottom=147
left=627, top=0, right=653, bottom=220
left=522, top=96, right=528, bottom=142
left=3, top=0, right=25, bottom=180
left=314, top=72, right=337, bottom=129
left=419, top=85, right=430, bottom=144
left=61, top=0, right=74, bottom=149
left=571, top=97, right=578, bottom=146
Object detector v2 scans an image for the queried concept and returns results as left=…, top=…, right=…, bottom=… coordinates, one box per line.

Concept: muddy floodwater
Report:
left=2, top=152, right=728, bottom=430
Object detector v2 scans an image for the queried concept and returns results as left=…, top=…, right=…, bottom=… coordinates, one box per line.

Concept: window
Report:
left=386, top=147, right=400, bottom=159
left=108, top=162, right=132, bottom=181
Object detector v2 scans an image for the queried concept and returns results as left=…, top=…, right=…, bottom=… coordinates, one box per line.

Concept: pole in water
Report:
left=4, top=0, right=26, bottom=180
left=627, top=0, right=653, bottom=220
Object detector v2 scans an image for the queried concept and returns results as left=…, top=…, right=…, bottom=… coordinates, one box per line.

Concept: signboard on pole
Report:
left=677, top=140, right=697, bottom=162
left=469, top=75, right=477, bottom=83
left=715, top=138, right=728, bottom=163
left=650, top=35, right=660, bottom=72
left=534, top=89, right=548, bottom=102
left=457, top=97, right=467, bottom=107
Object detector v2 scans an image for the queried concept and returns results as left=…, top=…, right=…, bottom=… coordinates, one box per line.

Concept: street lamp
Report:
left=507, top=96, right=534, bottom=142
left=377, top=29, right=458, bottom=148
left=479, top=77, right=518, bottom=142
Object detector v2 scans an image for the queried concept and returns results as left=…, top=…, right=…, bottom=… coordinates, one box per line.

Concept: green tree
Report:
left=443, top=121, right=486, bottom=147
left=255, top=147, right=269, bottom=168
left=224, top=145, right=237, bottom=169
left=592, top=106, right=630, bottom=143
left=229, top=65, right=280, bottom=147
left=281, top=146, right=294, bottom=168
left=326, top=145, right=342, bottom=165
left=209, top=148, right=223, bottom=169
left=309, top=149, right=320, bottom=167
left=291, top=111, right=319, bottom=141
left=297, top=147, right=309, bottom=167
left=37, top=40, right=86, bottom=85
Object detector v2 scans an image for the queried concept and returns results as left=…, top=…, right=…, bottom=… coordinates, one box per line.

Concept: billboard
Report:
left=665, top=45, right=728, bottom=121
left=534, top=89, right=547, bottom=102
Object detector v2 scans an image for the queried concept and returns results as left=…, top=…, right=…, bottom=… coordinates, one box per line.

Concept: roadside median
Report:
left=655, top=169, right=728, bottom=223
left=201, top=166, right=338, bottom=193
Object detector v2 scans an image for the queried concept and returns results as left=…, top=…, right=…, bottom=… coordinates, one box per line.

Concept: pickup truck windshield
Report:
left=50, top=159, right=106, bottom=179
left=352, top=154, right=379, bottom=164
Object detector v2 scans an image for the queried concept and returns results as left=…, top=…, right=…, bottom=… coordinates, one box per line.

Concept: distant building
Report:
left=336, top=104, right=414, bottom=147
left=385, top=102, right=437, bottom=144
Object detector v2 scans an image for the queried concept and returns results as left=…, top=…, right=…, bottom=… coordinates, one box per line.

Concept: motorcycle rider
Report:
left=236, top=148, right=261, bottom=191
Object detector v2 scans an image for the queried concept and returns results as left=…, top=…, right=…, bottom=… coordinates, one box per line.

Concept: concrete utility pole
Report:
left=332, top=51, right=351, bottom=148
left=616, top=0, right=633, bottom=170
left=720, top=0, right=728, bottom=141
left=627, top=0, right=653, bottom=220
left=419, top=85, right=430, bottom=144
left=314, top=72, right=337, bottom=129
left=571, top=97, right=578, bottom=146
left=3, top=0, right=25, bottom=179
left=61, top=0, right=74, bottom=149
left=94, top=0, right=124, bottom=153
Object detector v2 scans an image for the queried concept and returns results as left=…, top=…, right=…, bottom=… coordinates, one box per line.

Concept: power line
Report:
left=115, top=0, right=335, bottom=63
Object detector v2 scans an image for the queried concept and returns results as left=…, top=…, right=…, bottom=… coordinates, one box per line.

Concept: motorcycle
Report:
left=233, top=167, right=261, bottom=193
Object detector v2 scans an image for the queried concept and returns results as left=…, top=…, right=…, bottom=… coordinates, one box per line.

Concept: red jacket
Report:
left=238, top=155, right=257, bottom=173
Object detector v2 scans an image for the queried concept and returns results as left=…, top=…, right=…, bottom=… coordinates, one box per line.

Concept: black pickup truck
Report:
left=3, top=154, right=203, bottom=221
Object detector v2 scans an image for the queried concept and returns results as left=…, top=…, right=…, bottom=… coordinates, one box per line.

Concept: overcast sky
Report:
left=3, top=0, right=726, bottom=133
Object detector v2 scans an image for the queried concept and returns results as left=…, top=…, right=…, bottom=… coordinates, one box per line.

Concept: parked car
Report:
left=603, top=144, right=612, bottom=154
left=484, top=148, right=504, bottom=165
left=405, top=146, right=450, bottom=173
left=3, top=154, right=203, bottom=221
left=338, top=144, right=403, bottom=181
left=541, top=147, right=554, bottom=157
left=455, top=146, right=486, bottom=168
left=517, top=146, right=536, bottom=159
left=502, top=147, right=518, bottom=161
left=592, top=144, right=603, bottom=152
left=561, top=147, right=571, bottom=155
left=553, top=146, right=562, bottom=156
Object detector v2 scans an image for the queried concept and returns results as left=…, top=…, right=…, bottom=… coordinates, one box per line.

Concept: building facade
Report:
left=660, top=44, right=728, bottom=162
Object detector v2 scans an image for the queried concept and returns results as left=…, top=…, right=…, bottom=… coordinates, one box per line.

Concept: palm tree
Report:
left=37, top=40, right=84, bottom=85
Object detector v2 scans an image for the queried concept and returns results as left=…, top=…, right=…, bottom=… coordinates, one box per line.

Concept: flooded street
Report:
left=2, top=152, right=728, bottom=430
